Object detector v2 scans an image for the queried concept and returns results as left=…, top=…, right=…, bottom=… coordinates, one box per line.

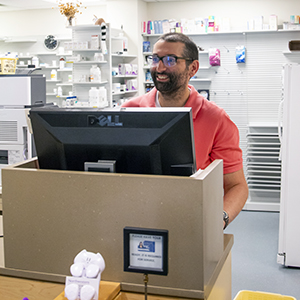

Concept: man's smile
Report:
left=156, top=73, right=169, bottom=82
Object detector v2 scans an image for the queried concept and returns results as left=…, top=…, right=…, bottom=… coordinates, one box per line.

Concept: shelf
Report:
left=73, top=81, right=108, bottom=85
left=69, top=25, right=102, bottom=31
left=247, top=132, right=279, bottom=136
left=248, top=165, right=281, bottom=170
left=282, top=50, right=300, bottom=54
left=46, top=79, right=61, bottom=83
left=112, top=54, right=137, bottom=58
left=142, top=29, right=290, bottom=38
left=247, top=151, right=280, bottom=155
left=46, top=93, right=57, bottom=96
left=112, top=90, right=138, bottom=96
left=57, top=83, right=73, bottom=86
left=247, top=161, right=281, bottom=166
left=248, top=179, right=281, bottom=183
left=4, top=39, right=37, bottom=43
left=56, top=52, right=72, bottom=56
left=112, top=75, right=138, bottom=78
left=56, top=95, right=71, bottom=98
left=37, top=52, right=57, bottom=56
left=73, top=61, right=108, bottom=65
left=57, top=68, right=73, bottom=72
left=41, top=66, right=60, bottom=69
left=189, top=78, right=211, bottom=82
left=72, top=49, right=102, bottom=52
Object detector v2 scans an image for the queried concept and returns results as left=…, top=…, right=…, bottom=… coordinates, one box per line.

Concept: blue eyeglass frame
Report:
left=147, top=55, right=193, bottom=67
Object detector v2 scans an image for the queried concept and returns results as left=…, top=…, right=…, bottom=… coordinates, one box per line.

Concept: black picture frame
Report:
left=123, top=227, right=168, bottom=276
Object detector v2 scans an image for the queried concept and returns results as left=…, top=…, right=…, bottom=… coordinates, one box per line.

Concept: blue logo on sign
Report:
left=138, top=241, right=155, bottom=252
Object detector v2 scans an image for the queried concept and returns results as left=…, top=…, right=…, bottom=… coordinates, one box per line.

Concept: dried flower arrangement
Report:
left=56, top=1, right=86, bottom=26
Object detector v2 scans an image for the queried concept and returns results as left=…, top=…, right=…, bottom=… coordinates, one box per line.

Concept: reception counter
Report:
left=0, top=234, right=232, bottom=300
left=0, top=158, right=232, bottom=299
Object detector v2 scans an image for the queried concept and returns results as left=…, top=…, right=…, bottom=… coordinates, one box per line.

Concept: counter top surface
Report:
left=0, top=277, right=120, bottom=300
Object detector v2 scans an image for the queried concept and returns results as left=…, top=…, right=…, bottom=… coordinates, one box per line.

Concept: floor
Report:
left=225, top=210, right=300, bottom=299
left=0, top=210, right=299, bottom=299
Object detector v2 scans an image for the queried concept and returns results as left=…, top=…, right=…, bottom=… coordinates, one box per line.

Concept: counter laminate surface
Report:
left=0, top=277, right=120, bottom=300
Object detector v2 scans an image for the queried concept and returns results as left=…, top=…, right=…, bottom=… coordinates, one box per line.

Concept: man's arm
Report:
left=223, top=168, right=249, bottom=228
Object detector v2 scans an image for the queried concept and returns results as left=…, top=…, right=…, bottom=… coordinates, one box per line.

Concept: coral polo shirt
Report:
left=122, top=85, right=243, bottom=174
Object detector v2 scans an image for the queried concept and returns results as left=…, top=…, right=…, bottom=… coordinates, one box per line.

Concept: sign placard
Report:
left=123, top=227, right=168, bottom=275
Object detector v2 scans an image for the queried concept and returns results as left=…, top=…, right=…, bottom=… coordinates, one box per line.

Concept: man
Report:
left=122, top=32, right=248, bottom=229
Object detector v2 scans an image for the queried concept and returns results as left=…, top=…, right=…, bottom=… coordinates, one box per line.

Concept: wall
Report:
left=146, top=0, right=300, bottom=31
left=0, top=6, right=107, bottom=37
left=0, top=0, right=300, bottom=41
left=0, top=0, right=298, bottom=38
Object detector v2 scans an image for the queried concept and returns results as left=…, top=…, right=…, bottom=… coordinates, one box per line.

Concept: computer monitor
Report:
left=29, top=107, right=197, bottom=176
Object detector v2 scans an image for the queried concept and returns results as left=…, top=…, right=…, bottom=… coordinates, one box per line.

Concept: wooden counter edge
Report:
left=54, top=281, right=121, bottom=300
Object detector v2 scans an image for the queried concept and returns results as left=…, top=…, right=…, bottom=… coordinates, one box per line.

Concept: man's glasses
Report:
left=146, top=55, right=193, bottom=67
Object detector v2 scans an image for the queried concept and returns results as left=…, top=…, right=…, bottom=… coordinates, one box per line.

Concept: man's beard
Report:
left=150, top=69, right=189, bottom=94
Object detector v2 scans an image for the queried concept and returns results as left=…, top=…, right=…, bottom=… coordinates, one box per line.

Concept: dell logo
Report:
left=98, top=115, right=123, bottom=127
left=88, top=115, right=123, bottom=127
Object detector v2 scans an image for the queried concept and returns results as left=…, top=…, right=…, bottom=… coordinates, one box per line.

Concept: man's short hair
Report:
left=156, top=32, right=199, bottom=63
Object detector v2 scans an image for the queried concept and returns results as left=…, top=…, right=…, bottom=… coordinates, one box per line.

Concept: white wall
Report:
left=1, top=0, right=300, bottom=41
left=0, top=5, right=107, bottom=37
left=146, top=0, right=300, bottom=31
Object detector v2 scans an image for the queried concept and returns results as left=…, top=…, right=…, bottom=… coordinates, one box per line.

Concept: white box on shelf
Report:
left=269, top=15, right=278, bottom=30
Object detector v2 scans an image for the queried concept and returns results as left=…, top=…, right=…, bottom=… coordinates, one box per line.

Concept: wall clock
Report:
left=44, top=35, right=59, bottom=51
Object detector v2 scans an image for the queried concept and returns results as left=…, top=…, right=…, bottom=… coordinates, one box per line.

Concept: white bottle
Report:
left=59, top=58, right=65, bottom=69
left=89, top=87, right=100, bottom=107
left=57, top=86, right=63, bottom=97
left=119, top=25, right=128, bottom=52
left=98, top=86, right=108, bottom=107
left=122, top=35, right=128, bottom=52
left=51, top=69, right=57, bottom=81
left=32, top=56, right=39, bottom=67
left=90, top=65, right=101, bottom=83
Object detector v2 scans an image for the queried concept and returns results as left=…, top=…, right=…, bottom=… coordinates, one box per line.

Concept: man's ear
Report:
left=189, top=60, right=200, bottom=78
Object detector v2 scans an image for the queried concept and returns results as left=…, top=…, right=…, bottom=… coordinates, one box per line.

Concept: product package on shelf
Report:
left=236, top=46, right=246, bottom=63
left=118, top=64, right=138, bottom=75
left=125, top=79, right=138, bottom=91
left=143, top=41, right=151, bottom=52
left=209, top=48, right=221, bottom=66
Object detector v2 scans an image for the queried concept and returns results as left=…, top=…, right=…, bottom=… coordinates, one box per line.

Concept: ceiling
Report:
left=0, top=0, right=183, bottom=12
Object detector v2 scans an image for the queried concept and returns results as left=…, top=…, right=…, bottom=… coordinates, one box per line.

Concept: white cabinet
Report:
left=68, top=24, right=110, bottom=107
left=111, top=53, right=138, bottom=106
left=69, top=24, right=138, bottom=108
left=245, top=125, right=281, bottom=211
left=32, top=52, right=72, bottom=105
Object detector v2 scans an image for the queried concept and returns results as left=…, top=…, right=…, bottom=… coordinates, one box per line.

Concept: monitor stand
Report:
left=84, top=160, right=116, bottom=173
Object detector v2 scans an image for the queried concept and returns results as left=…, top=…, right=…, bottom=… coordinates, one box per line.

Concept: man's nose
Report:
left=156, top=60, right=166, bottom=72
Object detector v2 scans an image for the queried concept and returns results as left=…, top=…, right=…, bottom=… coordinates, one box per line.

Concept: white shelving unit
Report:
left=69, top=24, right=111, bottom=107
left=0, top=35, right=73, bottom=105
left=111, top=52, right=138, bottom=106
left=245, top=125, right=281, bottom=211
left=68, top=24, right=138, bottom=107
